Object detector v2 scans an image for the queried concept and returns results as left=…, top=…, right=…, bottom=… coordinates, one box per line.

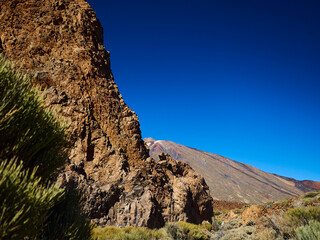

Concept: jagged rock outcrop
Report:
left=0, top=0, right=213, bottom=227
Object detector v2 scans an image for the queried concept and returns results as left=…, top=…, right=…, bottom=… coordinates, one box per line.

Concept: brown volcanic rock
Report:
left=0, top=0, right=213, bottom=227
left=0, top=0, right=146, bottom=166
left=145, top=138, right=318, bottom=204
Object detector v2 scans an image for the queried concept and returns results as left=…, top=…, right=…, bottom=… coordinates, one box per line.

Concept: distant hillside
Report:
left=145, top=138, right=319, bottom=204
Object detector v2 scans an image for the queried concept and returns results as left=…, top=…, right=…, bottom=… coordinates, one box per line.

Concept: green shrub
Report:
left=201, top=221, right=213, bottom=232
left=233, top=208, right=244, bottom=214
left=0, top=159, right=64, bottom=239
left=176, top=221, right=210, bottom=240
left=214, top=211, right=222, bottom=216
left=0, top=55, right=68, bottom=179
left=166, top=223, right=183, bottom=239
left=219, top=226, right=256, bottom=240
left=93, top=222, right=212, bottom=240
left=93, top=225, right=166, bottom=240
left=277, top=198, right=292, bottom=208
left=264, top=201, right=274, bottom=206
left=303, top=199, right=314, bottom=207
left=303, top=192, right=320, bottom=199
left=286, top=207, right=320, bottom=227
left=0, top=55, right=92, bottom=239
left=295, top=220, right=320, bottom=240
left=216, top=219, right=223, bottom=225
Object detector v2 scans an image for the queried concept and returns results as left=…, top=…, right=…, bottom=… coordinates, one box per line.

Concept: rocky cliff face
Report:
left=0, top=0, right=213, bottom=227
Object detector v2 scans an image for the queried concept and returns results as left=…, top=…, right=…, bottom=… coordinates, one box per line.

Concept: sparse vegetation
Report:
left=233, top=208, right=244, bottom=214
left=175, top=221, right=210, bottom=240
left=93, top=222, right=212, bottom=240
left=214, top=209, right=230, bottom=216
left=256, top=228, right=278, bottom=240
left=278, top=198, right=292, bottom=208
left=210, top=191, right=320, bottom=240
left=286, top=207, right=320, bottom=227
left=303, top=191, right=319, bottom=199
left=214, top=211, right=223, bottom=216
left=93, top=226, right=167, bottom=240
left=295, top=220, right=320, bottom=240
left=165, top=223, right=183, bottom=240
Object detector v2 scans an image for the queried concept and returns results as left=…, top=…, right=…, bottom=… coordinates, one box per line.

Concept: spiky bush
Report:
left=0, top=159, right=64, bottom=239
left=0, top=54, right=68, bottom=179
left=281, top=206, right=320, bottom=239
left=295, top=220, right=320, bottom=240
left=165, top=223, right=184, bottom=240
left=286, top=207, right=320, bottom=226
left=175, top=221, right=210, bottom=240
left=0, top=55, right=92, bottom=239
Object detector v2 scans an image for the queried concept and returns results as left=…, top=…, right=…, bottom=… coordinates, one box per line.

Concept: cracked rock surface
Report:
left=0, top=0, right=213, bottom=227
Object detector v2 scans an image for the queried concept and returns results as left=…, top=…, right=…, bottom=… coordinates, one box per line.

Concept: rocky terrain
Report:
left=145, top=138, right=319, bottom=204
left=212, top=190, right=320, bottom=240
left=92, top=190, right=320, bottom=239
left=0, top=0, right=213, bottom=227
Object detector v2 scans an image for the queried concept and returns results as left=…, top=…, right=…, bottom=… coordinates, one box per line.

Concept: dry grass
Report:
left=176, top=221, right=211, bottom=240
left=302, top=191, right=320, bottom=199
left=93, top=226, right=167, bottom=240
left=93, top=221, right=212, bottom=240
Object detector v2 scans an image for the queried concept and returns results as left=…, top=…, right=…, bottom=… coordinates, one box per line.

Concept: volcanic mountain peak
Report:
left=145, top=138, right=318, bottom=204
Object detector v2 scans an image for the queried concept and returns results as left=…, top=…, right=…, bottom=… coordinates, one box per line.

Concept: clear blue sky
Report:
left=87, top=0, right=320, bottom=181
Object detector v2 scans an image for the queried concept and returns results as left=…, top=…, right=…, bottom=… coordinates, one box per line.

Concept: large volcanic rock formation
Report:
left=0, top=0, right=213, bottom=227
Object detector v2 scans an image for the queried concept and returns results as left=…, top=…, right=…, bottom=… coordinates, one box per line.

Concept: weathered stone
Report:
left=0, top=0, right=213, bottom=227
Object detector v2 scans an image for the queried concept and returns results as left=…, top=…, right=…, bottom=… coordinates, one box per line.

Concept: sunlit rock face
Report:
left=0, top=0, right=213, bottom=227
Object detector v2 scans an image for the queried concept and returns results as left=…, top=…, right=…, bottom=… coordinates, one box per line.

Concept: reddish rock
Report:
left=0, top=0, right=213, bottom=227
left=301, top=180, right=320, bottom=190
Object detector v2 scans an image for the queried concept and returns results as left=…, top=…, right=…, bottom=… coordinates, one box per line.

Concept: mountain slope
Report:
left=145, top=138, right=318, bottom=204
